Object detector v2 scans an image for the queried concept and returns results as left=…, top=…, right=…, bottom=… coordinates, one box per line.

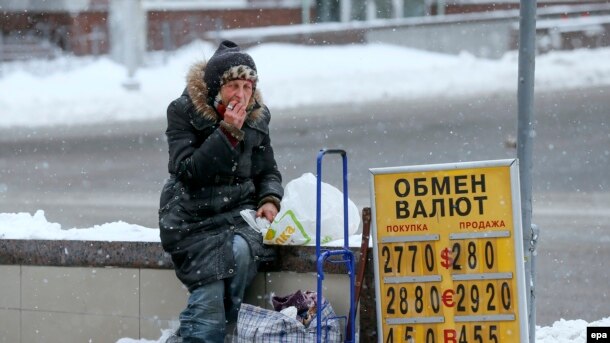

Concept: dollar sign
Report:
left=440, top=248, right=453, bottom=269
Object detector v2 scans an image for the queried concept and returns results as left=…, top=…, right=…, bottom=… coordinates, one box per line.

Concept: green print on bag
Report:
left=264, top=209, right=331, bottom=245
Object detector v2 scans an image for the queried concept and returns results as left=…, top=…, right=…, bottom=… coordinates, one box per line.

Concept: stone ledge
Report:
left=0, top=238, right=380, bottom=341
left=0, top=239, right=371, bottom=274
left=0, top=239, right=172, bottom=269
left=0, top=202, right=379, bottom=341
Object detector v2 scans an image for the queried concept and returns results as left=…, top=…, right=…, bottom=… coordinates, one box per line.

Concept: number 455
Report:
left=386, top=325, right=498, bottom=343
left=446, top=325, right=499, bottom=343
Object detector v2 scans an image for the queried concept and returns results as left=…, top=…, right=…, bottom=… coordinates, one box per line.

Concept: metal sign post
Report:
left=369, top=160, right=529, bottom=342
left=517, top=1, right=537, bottom=342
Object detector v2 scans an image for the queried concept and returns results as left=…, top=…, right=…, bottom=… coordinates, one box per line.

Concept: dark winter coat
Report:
left=158, top=61, right=283, bottom=292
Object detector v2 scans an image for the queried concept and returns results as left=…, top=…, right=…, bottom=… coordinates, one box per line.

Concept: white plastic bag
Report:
left=263, top=173, right=360, bottom=245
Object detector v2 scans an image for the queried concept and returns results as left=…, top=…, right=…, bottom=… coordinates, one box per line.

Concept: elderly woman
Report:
left=159, top=40, right=283, bottom=343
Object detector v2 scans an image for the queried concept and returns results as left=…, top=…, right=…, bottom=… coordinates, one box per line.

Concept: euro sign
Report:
left=440, top=247, right=452, bottom=269
left=442, top=289, right=455, bottom=307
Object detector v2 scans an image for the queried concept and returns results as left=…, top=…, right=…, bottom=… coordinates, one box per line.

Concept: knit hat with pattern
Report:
left=203, top=40, right=258, bottom=104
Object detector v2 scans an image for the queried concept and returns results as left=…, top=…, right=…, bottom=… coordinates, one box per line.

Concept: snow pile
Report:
left=535, top=317, right=610, bottom=342
left=1, top=41, right=609, bottom=128
left=0, top=210, right=159, bottom=242
left=0, top=210, right=360, bottom=246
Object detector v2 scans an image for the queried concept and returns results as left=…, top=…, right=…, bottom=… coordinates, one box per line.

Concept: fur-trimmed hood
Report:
left=185, top=61, right=265, bottom=123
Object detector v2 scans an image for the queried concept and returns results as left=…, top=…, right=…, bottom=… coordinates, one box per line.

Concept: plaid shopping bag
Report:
left=235, top=300, right=343, bottom=342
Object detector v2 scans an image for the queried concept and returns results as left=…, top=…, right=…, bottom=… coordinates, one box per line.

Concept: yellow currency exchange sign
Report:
left=369, top=159, right=528, bottom=343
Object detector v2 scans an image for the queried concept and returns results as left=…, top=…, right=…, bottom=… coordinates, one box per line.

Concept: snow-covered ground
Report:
left=2, top=42, right=610, bottom=342
left=1, top=41, right=610, bottom=128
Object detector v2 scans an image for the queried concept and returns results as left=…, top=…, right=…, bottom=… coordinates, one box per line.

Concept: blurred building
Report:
left=0, top=0, right=309, bottom=58
left=0, top=0, right=609, bottom=60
